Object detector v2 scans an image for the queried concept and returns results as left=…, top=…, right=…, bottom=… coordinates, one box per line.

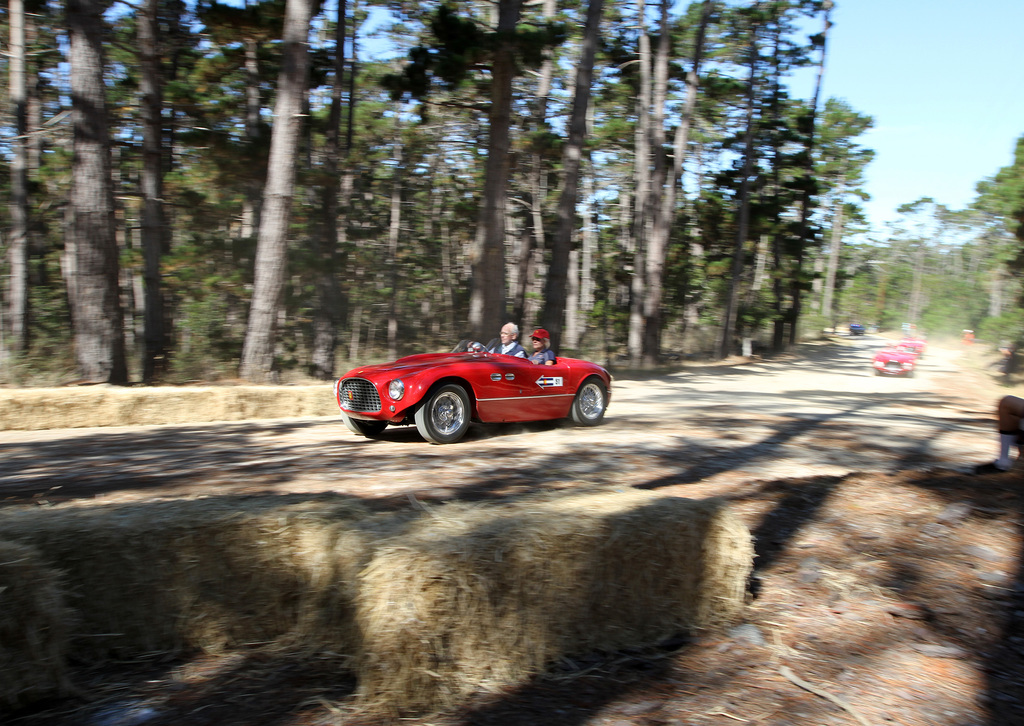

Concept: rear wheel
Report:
left=570, top=378, right=607, bottom=426
left=415, top=383, right=471, bottom=444
left=341, top=411, right=388, bottom=437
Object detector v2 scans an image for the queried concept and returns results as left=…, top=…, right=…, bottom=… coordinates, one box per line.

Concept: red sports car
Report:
left=334, top=342, right=612, bottom=444
left=898, top=336, right=927, bottom=358
left=872, top=346, right=918, bottom=377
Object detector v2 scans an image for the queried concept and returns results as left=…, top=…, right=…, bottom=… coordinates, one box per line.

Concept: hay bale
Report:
left=354, top=490, right=753, bottom=712
left=0, top=489, right=752, bottom=716
left=0, top=539, right=72, bottom=709
left=0, top=385, right=338, bottom=431
left=0, top=496, right=395, bottom=660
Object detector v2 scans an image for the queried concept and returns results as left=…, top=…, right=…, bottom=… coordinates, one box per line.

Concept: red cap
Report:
left=530, top=328, right=550, bottom=340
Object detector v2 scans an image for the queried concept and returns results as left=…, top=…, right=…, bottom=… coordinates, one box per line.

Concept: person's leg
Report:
left=981, top=396, right=1024, bottom=472
left=996, top=395, right=1024, bottom=430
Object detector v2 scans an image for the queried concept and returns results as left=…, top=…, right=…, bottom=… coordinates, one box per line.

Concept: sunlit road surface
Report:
left=0, top=335, right=1003, bottom=507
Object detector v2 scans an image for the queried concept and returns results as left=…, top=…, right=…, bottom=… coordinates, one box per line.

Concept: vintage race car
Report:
left=848, top=323, right=865, bottom=335
left=898, top=336, right=926, bottom=358
left=334, top=342, right=612, bottom=444
left=872, top=346, right=918, bottom=377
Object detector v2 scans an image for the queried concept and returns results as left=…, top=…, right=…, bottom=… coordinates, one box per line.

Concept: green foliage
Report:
left=977, top=310, right=1024, bottom=348
left=381, top=3, right=566, bottom=105
left=166, top=295, right=243, bottom=383
left=975, top=136, right=1024, bottom=269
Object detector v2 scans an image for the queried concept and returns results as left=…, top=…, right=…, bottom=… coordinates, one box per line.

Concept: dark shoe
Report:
left=974, top=461, right=1009, bottom=475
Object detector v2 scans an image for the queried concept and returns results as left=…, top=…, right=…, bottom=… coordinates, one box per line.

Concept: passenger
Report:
left=528, top=328, right=556, bottom=365
left=488, top=322, right=526, bottom=358
left=974, top=394, right=1024, bottom=474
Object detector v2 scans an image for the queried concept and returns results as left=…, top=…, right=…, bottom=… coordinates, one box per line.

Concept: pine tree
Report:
left=66, top=0, right=128, bottom=383
left=239, top=0, right=317, bottom=382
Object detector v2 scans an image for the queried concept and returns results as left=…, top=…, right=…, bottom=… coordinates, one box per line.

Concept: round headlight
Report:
left=388, top=379, right=405, bottom=400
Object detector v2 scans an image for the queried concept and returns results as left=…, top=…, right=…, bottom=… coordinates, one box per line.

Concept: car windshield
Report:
left=451, top=339, right=499, bottom=354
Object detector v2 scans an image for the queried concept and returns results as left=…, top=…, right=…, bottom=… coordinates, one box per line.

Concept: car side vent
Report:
left=339, top=378, right=381, bottom=413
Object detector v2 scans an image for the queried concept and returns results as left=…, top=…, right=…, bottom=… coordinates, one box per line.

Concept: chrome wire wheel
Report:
left=415, top=383, right=472, bottom=444
left=430, top=390, right=466, bottom=435
left=571, top=379, right=607, bottom=426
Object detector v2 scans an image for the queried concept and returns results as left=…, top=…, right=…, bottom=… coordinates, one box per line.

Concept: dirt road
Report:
left=0, top=334, right=1003, bottom=508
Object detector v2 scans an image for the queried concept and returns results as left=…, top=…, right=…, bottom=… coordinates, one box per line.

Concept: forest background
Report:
left=1, top=0, right=1023, bottom=387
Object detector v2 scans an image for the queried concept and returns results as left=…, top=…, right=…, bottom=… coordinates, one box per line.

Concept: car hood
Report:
left=875, top=348, right=915, bottom=362
left=341, top=352, right=493, bottom=379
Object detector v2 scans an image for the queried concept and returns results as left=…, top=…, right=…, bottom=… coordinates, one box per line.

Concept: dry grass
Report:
left=0, top=497, right=395, bottom=660
left=355, top=489, right=753, bottom=713
left=0, top=384, right=338, bottom=431
left=0, top=539, right=72, bottom=708
left=0, top=490, right=753, bottom=715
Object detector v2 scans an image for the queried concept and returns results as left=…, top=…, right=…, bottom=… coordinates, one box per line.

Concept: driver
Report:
left=488, top=323, right=527, bottom=358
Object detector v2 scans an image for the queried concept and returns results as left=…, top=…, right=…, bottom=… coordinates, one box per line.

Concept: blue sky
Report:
left=815, top=0, right=1024, bottom=235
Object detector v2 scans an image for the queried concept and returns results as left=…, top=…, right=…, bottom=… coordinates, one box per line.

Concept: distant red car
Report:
left=873, top=346, right=918, bottom=377
left=898, top=336, right=927, bottom=358
left=334, top=341, right=612, bottom=444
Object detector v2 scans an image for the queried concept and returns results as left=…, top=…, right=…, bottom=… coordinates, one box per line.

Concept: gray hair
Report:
left=503, top=323, right=519, bottom=336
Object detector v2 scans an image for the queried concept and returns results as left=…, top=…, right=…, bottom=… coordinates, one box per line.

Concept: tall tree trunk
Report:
left=820, top=173, right=847, bottom=323
left=386, top=130, right=404, bottom=360
left=513, top=217, right=534, bottom=325
left=26, top=8, right=45, bottom=311
left=580, top=120, right=596, bottom=318
left=639, top=0, right=669, bottom=368
left=310, top=0, right=348, bottom=380
left=768, top=21, right=786, bottom=353
left=564, top=247, right=580, bottom=349
left=341, top=4, right=360, bottom=360
left=908, top=243, right=925, bottom=324
left=790, top=0, right=832, bottom=346
left=989, top=269, right=1004, bottom=318
left=240, top=39, right=261, bottom=239
left=26, top=9, right=42, bottom=175
left=239, top=0, right=314, bottom=382
left=627, top=0, right=651, bottom=365
left=468, top=0, right=521, bottom=341
left=345, top=0, right=359, bottom=154
left=717, top=25, right=759, bottom=361
left=67, top=0, right=128, bottom=383
left=542, top=0, right=604, bottom=353
left=139, top=0, right=167, bottom=382
left=644, top=0, right=710, bottom=364
left=513, top=0, right=556, bottom=325
left=7, top=0, right=29, bottom=356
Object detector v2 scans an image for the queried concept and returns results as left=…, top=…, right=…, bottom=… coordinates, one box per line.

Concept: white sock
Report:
left=998, top=433, right=1016, bottom=469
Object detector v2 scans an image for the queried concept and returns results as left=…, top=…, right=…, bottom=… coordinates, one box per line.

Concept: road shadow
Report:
left=899, top=471, right=1024, bottom=725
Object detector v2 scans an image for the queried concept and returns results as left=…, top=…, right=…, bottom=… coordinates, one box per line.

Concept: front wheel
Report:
left=415, top=383, right=471, bottom=444
left=570, top=378, right=607, bottom=426
left=341, top=411, right=388, bottom=437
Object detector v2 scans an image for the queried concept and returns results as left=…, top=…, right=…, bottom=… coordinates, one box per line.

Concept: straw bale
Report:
left=0, top=539, right=72, bottom=708
left=354, top=489, right=753, bottom=712
left=0, top=496, right=397, bottom=661
left=0, top=384, right=338, bottom=431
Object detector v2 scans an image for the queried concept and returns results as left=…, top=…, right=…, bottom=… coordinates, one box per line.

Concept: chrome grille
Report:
left=340, top=378, right=381, bottom=413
